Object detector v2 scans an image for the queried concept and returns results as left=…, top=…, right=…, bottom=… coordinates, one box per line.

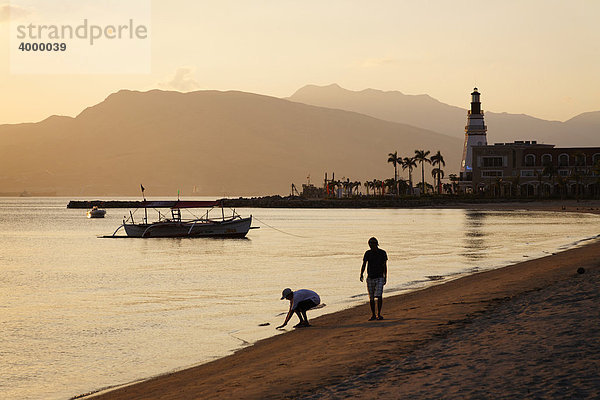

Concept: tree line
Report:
left=319, top=149, right=600, bottom=199
left=323, top=149, right=451, bottom=197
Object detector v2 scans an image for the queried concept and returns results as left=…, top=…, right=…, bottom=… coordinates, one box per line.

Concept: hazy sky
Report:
left=1, top=0, right=599, bottom=124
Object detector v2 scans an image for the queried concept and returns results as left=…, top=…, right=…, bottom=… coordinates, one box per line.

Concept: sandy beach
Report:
left=86, top=202, right=600, bottom=400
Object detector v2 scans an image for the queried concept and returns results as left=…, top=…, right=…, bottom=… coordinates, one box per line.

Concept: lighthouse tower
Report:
left=459, top=88, right=487, bottom=184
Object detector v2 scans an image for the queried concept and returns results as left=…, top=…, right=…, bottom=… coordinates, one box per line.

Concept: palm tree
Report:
left=387, top=151, right=401, bottom=195
left=397, top=178, right=408, bottom=195
left=374, top=179, right=384, bottom=195
left=384, top=178, right=396, bottom=194
left=448, top=174, right=459, bottom=194
left=352, top=181, right=361, bottom=196
left=369, top=179, right=380, bottom=196
left=416, top=181, right=433, bottom=194
left=363, top=181, right=371, bottom=196
left=414, top=149, right=431, bottom=195
left=402, top=156, right=417, bottom=195
left=431, top=168, right=445, bottom=194
left=342, top=178, right=352, bottom=197
left=430, top=150, right=446, bottom=194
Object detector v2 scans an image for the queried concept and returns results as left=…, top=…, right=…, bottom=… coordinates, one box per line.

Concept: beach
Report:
left=86, top=202, right=600, bottom=400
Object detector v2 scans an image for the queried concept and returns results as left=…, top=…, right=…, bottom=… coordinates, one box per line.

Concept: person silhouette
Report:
left=360, top=237, right=387, bottom=320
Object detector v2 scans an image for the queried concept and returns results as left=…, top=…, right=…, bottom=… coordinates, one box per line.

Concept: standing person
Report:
left=360, top=237, right=387, bottom=321
left=276, top=288, right=320, bottom=329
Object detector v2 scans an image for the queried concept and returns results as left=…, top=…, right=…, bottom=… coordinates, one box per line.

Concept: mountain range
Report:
left=288, top=84, right=599, bottom=147
left=0, top=90, right=460, bottom=196
left=0, top=85, right=597, bottom=196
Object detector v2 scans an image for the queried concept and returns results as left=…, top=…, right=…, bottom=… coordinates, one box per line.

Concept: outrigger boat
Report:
left=110, top=200, right=255, bottom=238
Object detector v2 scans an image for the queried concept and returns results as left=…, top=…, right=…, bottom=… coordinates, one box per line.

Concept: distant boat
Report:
left=110, top=200, right=256, bottom=238
left=87, top=206, right=106, bottom=218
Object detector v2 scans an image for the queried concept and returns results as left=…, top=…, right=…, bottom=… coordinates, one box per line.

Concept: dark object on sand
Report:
left=258, top=322, right=270, bottom=326
left=577, top=267, right=586, bottom=274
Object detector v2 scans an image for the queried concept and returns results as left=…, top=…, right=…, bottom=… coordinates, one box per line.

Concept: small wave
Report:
left=425, top=275, right=444, bottom=281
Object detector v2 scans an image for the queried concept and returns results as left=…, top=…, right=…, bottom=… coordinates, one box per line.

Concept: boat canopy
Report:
left=141, top=200, right=222, bottom=209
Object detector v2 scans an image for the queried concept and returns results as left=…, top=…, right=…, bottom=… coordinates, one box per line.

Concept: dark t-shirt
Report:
left=363, top=248, right=387, bottom=278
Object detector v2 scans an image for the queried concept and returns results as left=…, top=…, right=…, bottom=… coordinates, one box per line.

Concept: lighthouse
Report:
left=459, top=88, right=487, bottom=184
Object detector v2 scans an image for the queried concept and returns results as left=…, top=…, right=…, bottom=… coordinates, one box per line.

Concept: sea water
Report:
left=0, top=198, right=598, bottom=399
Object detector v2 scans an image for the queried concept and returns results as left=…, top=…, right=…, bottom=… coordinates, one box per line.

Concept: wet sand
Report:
left=87, top=204, right=600, bottom=400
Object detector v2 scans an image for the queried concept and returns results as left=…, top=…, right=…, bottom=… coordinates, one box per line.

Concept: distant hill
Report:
left=0, top=90, right=462, bottom=196
left=288, top=84, right=599, bottom=147
left=562, top=111, right=600, bottom=144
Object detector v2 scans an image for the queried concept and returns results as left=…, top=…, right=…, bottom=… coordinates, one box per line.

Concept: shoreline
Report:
left=81, top=205, right=600, bottom=400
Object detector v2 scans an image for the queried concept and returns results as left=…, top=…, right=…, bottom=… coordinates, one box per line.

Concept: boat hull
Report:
left=123, top=216, right=253, bottom=238
left=87, top=210, right=106, bottom=218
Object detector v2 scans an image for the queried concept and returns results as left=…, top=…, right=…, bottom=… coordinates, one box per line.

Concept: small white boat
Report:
left=110, top=200, right=256, bottom=238
left=87, top=206, right=106, bottom=218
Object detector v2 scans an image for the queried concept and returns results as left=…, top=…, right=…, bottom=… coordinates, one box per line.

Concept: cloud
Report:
left=0, top=4, right=32, bottom=23
left=361, top=57, right=400, bottom=68
left=158, top=67, right=201, bottom=92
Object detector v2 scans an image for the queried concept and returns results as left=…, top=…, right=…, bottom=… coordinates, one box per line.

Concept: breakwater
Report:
left=68, top=200, right=143, bottom=209
left=67, top=196, right=533, bottom=209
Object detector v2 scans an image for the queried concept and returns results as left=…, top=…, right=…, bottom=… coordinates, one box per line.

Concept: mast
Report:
left=141, top=184, right=148, bottom=223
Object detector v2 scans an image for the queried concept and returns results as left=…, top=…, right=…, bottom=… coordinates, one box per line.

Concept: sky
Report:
left=0, top=0, right=599, bottom=125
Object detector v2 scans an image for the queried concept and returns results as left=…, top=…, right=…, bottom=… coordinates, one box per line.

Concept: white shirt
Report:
left=291, top=289, right=320, bottom=310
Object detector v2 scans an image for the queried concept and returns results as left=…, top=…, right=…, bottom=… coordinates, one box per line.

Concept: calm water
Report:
left=0, top=198, right=598, bottom=399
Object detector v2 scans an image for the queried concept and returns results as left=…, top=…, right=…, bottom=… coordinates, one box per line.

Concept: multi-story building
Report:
left=457, top=87, right=600, bottom=197
left=469, top=141, right=600, bottom=196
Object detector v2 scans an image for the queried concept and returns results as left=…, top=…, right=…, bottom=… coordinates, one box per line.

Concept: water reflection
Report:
left=461, top=210, right=489, bottom=260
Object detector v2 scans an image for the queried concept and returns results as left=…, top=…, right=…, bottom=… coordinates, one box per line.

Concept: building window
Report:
left=558, top=169, right=569, bottom=177
left=558, top=154, right=569, bottom=167
left=524, top=154, right=535, bottom=166
left=541, top=154, right=552, bottom=166
left=482, top=157, right=503, bottom=167
left=521, top=170, right=534, bottom=177
left=575, top=154, right=586, bottom=166
left=593, top=153, right=600, bottom=165
left=482, top=170, right=503, bottom=178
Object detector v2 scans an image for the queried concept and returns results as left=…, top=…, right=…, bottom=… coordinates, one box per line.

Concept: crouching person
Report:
left=276, top=288, right=320, bottom=329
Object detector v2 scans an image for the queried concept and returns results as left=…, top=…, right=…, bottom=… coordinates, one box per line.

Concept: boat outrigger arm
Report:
left=109, top=200, right=257, bottom=238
